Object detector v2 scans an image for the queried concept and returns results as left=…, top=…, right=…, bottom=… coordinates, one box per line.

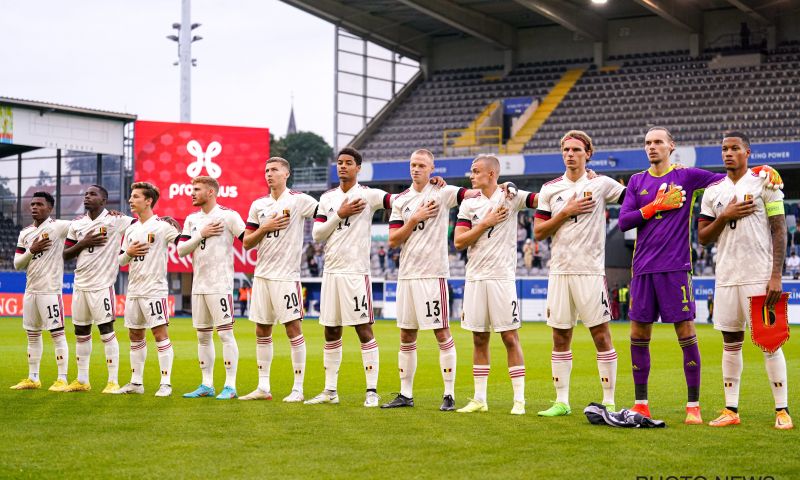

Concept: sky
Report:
left=1, top=0, right=335, bottom=143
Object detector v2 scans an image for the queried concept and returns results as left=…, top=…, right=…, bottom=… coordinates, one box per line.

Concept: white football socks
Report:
left=256, top=335, right=273, bottom=392
left=129, top=339, right=147, bottom=385
left=51, top=330, right=68, bottom=381
left=722, top=341, right=743, bottom=409
left=765, top=348, right=788, bottom=410
left=398, top=341, right=417, bottom=398
left=473, top=365, right=490, bottom=403
left=509, top=365, right=526, bottom=403
left=323, top=339, right=342, bottom=392
left=289, top=334, right=306, bottom=393
left=26, top=331, right=42, bottom=381
left=218, top=327, right=238, bottom=388
left=101, top=331, right=119, bottom=384
left=197, top=329, right=215, bottom=388
left=596, top=349, right=618, bottom=406
left=551, top=350, right=573, bottom=406
left=156, top=338, right=173, bottom=385
left=361, top=339, right=379, bottom=391
left=438, top=337, right=456, bottom=397
left=76, top=334, right=92, bottom=384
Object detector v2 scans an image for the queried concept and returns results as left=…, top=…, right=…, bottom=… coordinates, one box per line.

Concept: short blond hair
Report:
left=411, top=149, right=434, bottom=164
left=192, top=176, right=219, bottom=193
left=559, top=130, right=594, bottom=155
left=473, top=154, right=500, bottom=173
left=266, top=156, right=291, bottom=171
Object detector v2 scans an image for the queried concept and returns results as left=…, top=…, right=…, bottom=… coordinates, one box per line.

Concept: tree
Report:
left=272, top=131, right=332, bottom=169
left=36, top=170, right=53, bottom=186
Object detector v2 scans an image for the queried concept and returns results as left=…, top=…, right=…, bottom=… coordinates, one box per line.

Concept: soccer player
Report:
left=114, top=183, right=179, bottom=396
left=454, top=154, right=536, bottom=415
left=305, top=147, right=393, bottom=407
left=698, top=132, right=792, bottom=429
left=617, top=126, right=781, bottom=423
left=239, top=157, right=318, bottom=402
left=10, top=192, right=70, bottom=391
left=380, top=149, right=465, bottom=411
left=62, top=185, right=134, bottom=393
left=533, top=131, right=624, bottom=416
left=178, top=176, right=247, bottom=400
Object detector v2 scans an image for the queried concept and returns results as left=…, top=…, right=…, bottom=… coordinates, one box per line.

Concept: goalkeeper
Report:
left=617, top=126, right=782, bottom=425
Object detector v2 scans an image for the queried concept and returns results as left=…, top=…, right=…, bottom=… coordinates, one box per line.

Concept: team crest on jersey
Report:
left=98, top=226, right=107, bottom=236
left=41, top=232, right=49, bottom=240
left=744, top=193, right=753, bottom=201
left=583, top=191, right=592, bottom=198
left=147, top=233, right=155, bottom=243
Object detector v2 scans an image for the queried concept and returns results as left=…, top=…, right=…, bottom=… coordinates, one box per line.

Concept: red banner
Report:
left=134, top=120, right=270, bottom=273
left=0, top=294, right=175, bottom=318
left=750, top=293, right=790, bottom=353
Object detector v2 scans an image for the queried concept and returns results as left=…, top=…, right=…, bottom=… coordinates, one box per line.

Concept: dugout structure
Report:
left=0, top=97, right=136, bottom=224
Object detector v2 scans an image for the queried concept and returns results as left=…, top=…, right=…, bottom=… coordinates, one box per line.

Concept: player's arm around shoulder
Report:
left=177, top=215, right=203, bottom=257
left=513, top=189, right=538, bottom=211
left=242, top=201, right=264, bottom=249
left=696, top=186, right=724, bottom=245
left=159, top=217, right=181, bottom=245
left=616, top=173, right=646, bottom=231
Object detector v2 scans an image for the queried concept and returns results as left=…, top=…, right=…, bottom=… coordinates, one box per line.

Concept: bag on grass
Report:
left=583, top=402, right=666, bottom=428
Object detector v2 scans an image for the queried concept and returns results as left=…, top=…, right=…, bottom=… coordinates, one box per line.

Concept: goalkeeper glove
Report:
left=751, top=165, right=783, bottom=190
left=640, top=182, right=686, bottom=220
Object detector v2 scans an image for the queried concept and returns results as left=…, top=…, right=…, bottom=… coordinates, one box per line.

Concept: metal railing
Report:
left=443, top=126, right=504, bottom=158
left=291, top=166, right=329, bottom=191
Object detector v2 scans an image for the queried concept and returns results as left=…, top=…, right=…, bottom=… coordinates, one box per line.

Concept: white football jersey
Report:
left=121, top=216, right=180, bottom=298
left=246, top=189, right=318, bottom=281
left=16, top=218, right=71, bottom=293
left=389, top=184, right=468, bottom=279
left=67, top=210, right=134, bottom=291
left=180, top=205, right=247, bottom=294
left=700, top=169, right=784, bottom=287
left=314, top=183, right=392, bottom=275
left=536, top=174, right=625, bottom=275
left=456, top=187, right=537, bottom=281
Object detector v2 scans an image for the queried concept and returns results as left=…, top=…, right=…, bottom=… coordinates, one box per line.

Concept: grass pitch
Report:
left=0, top=317, right=797, bottom=479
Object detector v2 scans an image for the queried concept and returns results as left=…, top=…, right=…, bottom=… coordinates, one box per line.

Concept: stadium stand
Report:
left=358, top=45, right=800, bottom=161
left=0, top=214, right=21, bottom=271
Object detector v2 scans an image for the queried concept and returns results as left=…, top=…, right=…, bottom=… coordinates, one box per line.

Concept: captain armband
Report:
left=766, top=201, right=784, bottom=217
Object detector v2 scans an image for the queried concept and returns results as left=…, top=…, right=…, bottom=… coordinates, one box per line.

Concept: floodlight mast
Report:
left=166, top=0, right=202, bottom=122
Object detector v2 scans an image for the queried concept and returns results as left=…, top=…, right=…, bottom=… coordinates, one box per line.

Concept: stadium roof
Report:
left=0, top=97, right=135, bottom=158
left=279, top=0, right=787, bottom=59
left=0, top=96, right=136, bottom=123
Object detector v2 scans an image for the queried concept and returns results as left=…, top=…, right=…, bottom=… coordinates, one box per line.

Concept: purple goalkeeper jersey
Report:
left=618, top=166, right=723, bottom=276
